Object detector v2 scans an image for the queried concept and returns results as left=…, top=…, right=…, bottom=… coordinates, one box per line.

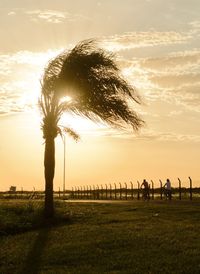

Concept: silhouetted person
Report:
left=164, top=178, right=172, bottom=200
left=141, top=179, right=150, bottom=200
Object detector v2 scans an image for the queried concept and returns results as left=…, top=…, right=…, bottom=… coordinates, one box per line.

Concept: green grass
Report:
left=0, top=199, right=200, bottom=274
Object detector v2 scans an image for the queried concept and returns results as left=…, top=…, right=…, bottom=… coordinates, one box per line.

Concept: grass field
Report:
left=0, top=199, right=200, bottom=274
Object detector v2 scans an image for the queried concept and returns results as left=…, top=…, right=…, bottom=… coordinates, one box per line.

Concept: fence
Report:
left=69, top=177, right=200, bottom=201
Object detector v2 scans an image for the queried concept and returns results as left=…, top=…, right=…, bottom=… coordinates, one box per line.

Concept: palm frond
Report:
left=63, top=127, right=80, bottom=142
left=40, top=39, right=144, bottom=135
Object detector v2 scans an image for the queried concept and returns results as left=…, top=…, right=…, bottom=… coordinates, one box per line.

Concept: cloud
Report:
left=137, top=130, right=200, bottom=143
left=7, top=11, right=16, bottom=16
left=26, top=10, right=66, bottom=24
left=0, top=49, right=61, bottom=116
left=189, top=20, right=200, bottom=35
left=116, top=48, right=200, bottom=112
left=95, top=126, right=200, bottom=143
left=25, top=9, right=89, bottom=24
left=101, top=31, right=191, bottom=52
left=141, top=50, right=200, bottom=74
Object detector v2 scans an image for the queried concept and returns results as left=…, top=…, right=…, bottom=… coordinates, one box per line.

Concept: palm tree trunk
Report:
left=44, top=137, right=55, bottom=218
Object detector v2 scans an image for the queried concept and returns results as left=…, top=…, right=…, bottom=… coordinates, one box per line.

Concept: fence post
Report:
left=130, top=181, right=133, bottom=200
left=86, top=186, right=88, bottom=199
left=159, top=180, right=163, bottom=200
left=125, top=182, right=127, bottom=200
left=33, top=187, right=35, bottom=199
left=93, top=185, right=95, bottom=199
left=83, top=186, right=85, bottom=199
left=105, top=184, right=108, bottom=200
left=178, top=178, right=182, bottom=200
left=189, top=176, right=192, bottom=200
left=77, top=187, right=79, bottom=199
left=70, top=187, right=73, bottom=199
left=137, top=181, right=140, bottom=200
left=110, top=184, right=112, bottom=200
left=119, top=182, right=122, bottom=200
left=100, top=184, right=103, bottom=199
left=79, top=186, right=81, bottom=199
left=89, top=186, right=92, bottom=199
left=150, top=180, right=154, bottom=200
left=97, top=185, right=100, bottom=199
left=114, top=183, right=117, bottom=200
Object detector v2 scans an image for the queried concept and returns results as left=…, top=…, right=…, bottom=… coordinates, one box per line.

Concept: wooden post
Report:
left=119, top=182, right=122, bottom=200
left=110, top=184, right=112, bottom=200
left=86, top=185, right=89, bottom=200
left=96, top=185, right=99, bottom=200
left=125, top=182, right=127, bottom=200
left=105, top=184, right=108, bottom=200
left=178, top=178, right=181, bottom=200
left=159, top=180, right=163, bottom=200
left=76, top=187, right=78, bottom=199
left=130, top=181, right=133, bottom=200
left=77, top=187, right=80, bottom=199
left=93, top=185, right=95, bottom=199
left=151, top=180, right=154, bottom=200
left=137, top=181, right=140, bottom=200
left=100, top=184, right=103, bottom=199
left=80, top=186, right=83, bottom=199
left=83, top=186, right=85, bottom=199
left=89, top=185, right=92, bottom=199
left=78, top=186, right=81, bottom=199
left=189, top=176, right=192, bottom=200
left=114, top=183, right=117, bottom=200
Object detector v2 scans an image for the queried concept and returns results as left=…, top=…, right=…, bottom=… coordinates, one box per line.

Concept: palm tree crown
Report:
left=41, top=39, right=144, bottom=133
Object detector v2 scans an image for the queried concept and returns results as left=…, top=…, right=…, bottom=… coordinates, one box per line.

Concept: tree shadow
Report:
left=20, top=226, right=50, bottom=274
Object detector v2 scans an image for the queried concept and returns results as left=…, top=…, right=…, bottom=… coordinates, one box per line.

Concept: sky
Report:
left=0, top=0, right=200, bottom=191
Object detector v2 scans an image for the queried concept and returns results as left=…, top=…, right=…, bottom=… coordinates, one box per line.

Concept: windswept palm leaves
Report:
left=40, top=39, right=144, bottom=218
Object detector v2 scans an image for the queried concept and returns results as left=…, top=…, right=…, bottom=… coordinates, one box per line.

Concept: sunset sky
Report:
left=0, top=0, right=200, bottom=191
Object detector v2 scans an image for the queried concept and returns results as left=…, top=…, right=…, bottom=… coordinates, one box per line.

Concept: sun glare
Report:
left=60, top=113, right=107, bottom=135
left=18, top=50, right=63, bottom=113
left=60, top=96, right=72, bottom=103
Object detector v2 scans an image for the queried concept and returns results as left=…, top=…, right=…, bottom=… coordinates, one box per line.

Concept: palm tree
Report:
left=40, top=39, right=144, bottom=218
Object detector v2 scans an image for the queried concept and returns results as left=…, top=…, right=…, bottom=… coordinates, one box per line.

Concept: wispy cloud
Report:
left=101, top=31, right=191, bottom=52
left=25, top=9, right=89, bottom=24
left=136, top=130, right=200, bottom=143
left=7, top=11, right=16, bottom=16
left=189, top=20, right=200, bottom=35
left=115, top=48, right=200, bottom=113
left=93, top=126, right=200, bottom=143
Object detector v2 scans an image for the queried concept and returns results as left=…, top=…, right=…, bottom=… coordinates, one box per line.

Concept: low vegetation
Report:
left=0, top=199, right=200, bottom=274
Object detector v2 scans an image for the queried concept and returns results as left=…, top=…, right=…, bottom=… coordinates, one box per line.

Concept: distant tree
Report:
left=40, top=39, right=144, bottom=218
